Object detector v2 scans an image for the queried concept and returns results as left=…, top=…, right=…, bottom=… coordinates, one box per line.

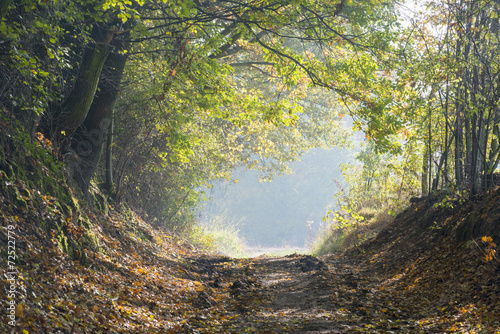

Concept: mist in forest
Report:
left=199, top=147, right=356, bottom=248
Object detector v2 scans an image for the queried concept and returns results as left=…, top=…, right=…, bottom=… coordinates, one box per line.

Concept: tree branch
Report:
left=229, top=61, right=275, bottom=67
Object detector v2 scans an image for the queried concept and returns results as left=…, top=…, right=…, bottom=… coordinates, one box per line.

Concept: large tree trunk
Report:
left=0, top=0, right=11, bottom=20
left=70, top=47, right=128, bottom=191
left=42, top=25, right=113, bottom=145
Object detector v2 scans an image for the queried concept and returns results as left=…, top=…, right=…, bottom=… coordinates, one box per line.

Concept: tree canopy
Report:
left=1, top=0, right=499, bottom=232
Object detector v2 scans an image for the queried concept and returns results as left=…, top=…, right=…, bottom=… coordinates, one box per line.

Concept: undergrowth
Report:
left=188, top=215, right=249, bottom=258
left=0, top=115, right=96, bottom=262
left=312, top=141, right=420, bottom=256
left=0, top=113, right=231, bottom=262
left=312, top=208, right=393, bottom=256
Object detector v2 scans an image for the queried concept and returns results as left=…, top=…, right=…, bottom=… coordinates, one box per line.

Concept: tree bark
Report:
left=427, top=105, right=432, bottom=194
left=0, top=0, right=11, bottom=20
left=470, top=113, right=479, bottom=195
left=104, top=111, right=114, bottom=194
left=43, top=25, right=113, bottom=144
left=422, top=145, right=429, bottom=195
left=455, top=102, right=464, bottom=186
left=70, top=47, right=128, bottom=191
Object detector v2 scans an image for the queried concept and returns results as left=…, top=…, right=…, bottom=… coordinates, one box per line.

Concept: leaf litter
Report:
left=1, top=180, right=500, bottom=333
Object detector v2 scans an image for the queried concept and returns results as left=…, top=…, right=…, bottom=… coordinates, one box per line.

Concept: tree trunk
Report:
left=422, top=145, right=429, bottom=195
left=432, top=136, right=453, bottom=191
left=104, top=111, right=114, bottom=194
left=454, top=28, right=464, bottom=187
left=488, top=124, right=500, bottom=187
left=443, top=87, right=450, bottom=187
left=427, top=105, right=432, bottom=193
left=464, top=109, right=471, bottom=184
left=462, top=5, right=472, bottom=187
left=455, top=104, right=464, bottom=186
left=70, top=48, right=128, bottom=191
left=489, top=122, right=500, bottom=171
left=43, top=25, right=113, bottom=144
left=470, top=112, right=479, bottom=195
left=0, top=0, right=12, bottom=20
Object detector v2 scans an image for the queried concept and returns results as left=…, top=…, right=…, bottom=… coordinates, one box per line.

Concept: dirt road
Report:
left=188, top=254, right=419, bottom=333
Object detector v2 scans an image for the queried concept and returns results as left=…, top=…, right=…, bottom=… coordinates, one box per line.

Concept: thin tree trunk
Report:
left=470, top=112, right=479, bottom=195
left=462, top=3, right=472, bottom=187
left=443, top=81, right=451, bottom=187
left=422, top=145, right=429, bottom=195
left=489, top=120, right=500, bottom=172
left=428, top=106, right=433, bottom=193
left=489, top=124, right=500, bottom=177
left=433, top=135, right=454, bottom=191
left=455, top=110, right=464, bottom=186
left=104, top=111, right=114, bottom=194
left=454, top=31, right=464, bottom=186
left=464, top=108, right=472, bottom=184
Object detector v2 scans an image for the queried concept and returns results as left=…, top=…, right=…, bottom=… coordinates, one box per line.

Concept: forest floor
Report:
left=1, top=181, right=500, bottom=333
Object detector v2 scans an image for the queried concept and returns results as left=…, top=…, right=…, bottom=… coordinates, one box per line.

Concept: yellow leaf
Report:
left=482, top=236, right=493, bottom=243
left=16, top=304, right=24, bottom=318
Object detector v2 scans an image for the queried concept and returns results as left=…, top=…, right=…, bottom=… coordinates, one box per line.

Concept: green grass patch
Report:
left=188, top=215, right=250, bottom=258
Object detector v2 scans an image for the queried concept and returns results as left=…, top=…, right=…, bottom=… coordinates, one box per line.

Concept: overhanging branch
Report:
left=229, top=61, right=275, bottom=67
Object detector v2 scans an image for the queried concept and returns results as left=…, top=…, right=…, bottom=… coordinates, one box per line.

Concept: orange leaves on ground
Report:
left=482, top=236, right=497, bottom=262
left=482, top=236, right=494, bottom=243
left=0, top=192, right=220, bottom=334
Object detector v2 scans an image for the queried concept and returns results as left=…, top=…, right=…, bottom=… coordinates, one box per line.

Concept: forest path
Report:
left=194, top=253, right=417, bottom=333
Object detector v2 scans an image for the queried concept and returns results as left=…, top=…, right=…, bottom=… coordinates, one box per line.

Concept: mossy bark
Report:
left=44, top=25, right=112, bottom=142
left=0, top=0, right=12, bottom=20
left=70, top=42, right=128, bottom=191
left=58, top=47, right=109, bottom=131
